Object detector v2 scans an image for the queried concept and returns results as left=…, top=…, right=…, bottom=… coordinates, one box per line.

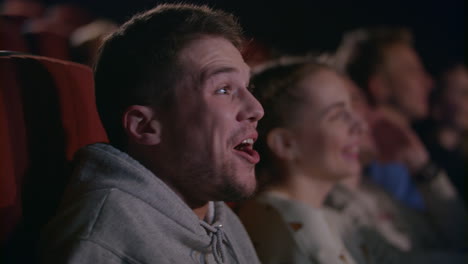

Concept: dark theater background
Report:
left=19, top=0, right=465, bottom=74
left=1, top=0, right=465, bottom=73
left=0, top=0, right=466, bottom=263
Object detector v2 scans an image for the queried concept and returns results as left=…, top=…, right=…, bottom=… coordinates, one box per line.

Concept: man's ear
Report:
left=266, top=128, right=298, bottom=161
left=368, top=73, right=390, bottom=104
left=122, top=105, right=162, bottom=146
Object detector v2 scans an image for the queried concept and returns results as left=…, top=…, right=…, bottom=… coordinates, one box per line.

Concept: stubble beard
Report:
left=218, top=162, right=257, bottom=202
left=181, top=155, right=257, bottom=203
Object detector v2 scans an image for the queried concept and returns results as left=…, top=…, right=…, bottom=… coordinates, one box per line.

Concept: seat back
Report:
left=24, top=31, right=71, bottom=60
left=0, top=53, right=107, bottom=261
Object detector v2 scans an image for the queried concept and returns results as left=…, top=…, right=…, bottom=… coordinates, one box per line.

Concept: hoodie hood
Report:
left=45, top=143, right=258, bottom=264
left=69, top=143, right=205, bottom=234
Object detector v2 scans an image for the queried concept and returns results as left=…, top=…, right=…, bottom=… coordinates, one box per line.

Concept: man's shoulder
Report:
left=43, top=188, right=163, bottom=242
left=40, top=188, right=188, bottom=263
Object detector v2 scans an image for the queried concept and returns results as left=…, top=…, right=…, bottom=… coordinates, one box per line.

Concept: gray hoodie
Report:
left=39, top=143, right=260, bottom=264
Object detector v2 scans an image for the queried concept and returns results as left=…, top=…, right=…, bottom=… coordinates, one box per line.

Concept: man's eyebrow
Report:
left=319, top=101, right=346, bottom=117
left=200, top=66, right=239, bottom=83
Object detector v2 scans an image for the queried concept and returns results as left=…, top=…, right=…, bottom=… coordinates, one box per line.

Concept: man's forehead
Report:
left=201, top=65, right=250, bottom=83
left=178, top=36, right=249, bottom=78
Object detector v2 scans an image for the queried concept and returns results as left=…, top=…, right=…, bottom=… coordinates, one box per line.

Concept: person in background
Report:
left=415, top=63, right=468, bottom=202
left=335, top=29, right=468, bottom=250
left=239, top=57, right=365, bottom=264
left=39, top=4, right=262, bottom=263
left=70, top=19, right=118, bottom=66
left=325, top=77, right=464, bottom=254
left=238, top=57, right=466, bottom=264
left=334, top=27, right=435, bottom=210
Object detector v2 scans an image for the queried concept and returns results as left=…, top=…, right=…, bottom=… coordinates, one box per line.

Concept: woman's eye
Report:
left=330, top=110, right=350, bottom=122
left=215, top=86, right=230, bottom=94
left=340, top=111, right=352, bottom=120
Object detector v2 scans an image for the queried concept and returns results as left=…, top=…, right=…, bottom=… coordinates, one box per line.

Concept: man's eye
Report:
left=215, top=86, right=230, bottom=94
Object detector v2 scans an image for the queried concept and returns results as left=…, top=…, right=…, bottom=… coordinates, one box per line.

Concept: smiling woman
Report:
left=251, top=59, right=364, bottom=191
left=238, top=58, right=365, bottom=264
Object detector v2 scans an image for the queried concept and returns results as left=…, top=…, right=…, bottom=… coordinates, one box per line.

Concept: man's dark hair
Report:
left=335, top=27, right=412, bottom=105
left=251, top=57, right=330, bottom=188
left=94, top=4, right=243, bottom=150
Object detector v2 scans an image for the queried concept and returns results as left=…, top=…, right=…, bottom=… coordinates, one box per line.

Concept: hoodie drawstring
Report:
left=200, top=221, right=227, bottom=263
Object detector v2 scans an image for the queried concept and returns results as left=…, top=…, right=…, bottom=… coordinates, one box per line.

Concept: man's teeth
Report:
left=242, top=138, right=254, bottom=145
left=235, top=138, right=254, bottom=150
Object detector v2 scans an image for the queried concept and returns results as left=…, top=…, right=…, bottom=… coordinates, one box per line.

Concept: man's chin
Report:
left=220, top=180, right=257, bottom=202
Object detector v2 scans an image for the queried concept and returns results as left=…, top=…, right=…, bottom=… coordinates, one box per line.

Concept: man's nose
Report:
left=237, top=89, right=264, bottom=123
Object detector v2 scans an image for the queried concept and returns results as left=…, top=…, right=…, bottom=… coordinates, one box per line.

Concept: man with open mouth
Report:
left=39, top=4, right=263, bottom=264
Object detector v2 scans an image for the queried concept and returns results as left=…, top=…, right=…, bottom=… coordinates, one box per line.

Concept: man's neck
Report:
left=192, top=204, right=210, bottom=220
left=127, top=147, right=212, bottom=220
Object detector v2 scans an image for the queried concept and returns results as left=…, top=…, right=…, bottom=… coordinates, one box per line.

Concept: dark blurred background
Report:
left=0, top=1, right=465, bottom=263
left=18, top=0, right=464, bottom=76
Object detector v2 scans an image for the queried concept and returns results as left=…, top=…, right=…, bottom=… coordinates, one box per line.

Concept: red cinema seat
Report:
left=0, top=15, right=29, bottom=52
left=21, top=4, right=93, bottom=60
left=0, top=0, right=44, bottom=53
left=0, top=53, right=108, bottom=262
left=23, top=30, right=71, bottom=60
